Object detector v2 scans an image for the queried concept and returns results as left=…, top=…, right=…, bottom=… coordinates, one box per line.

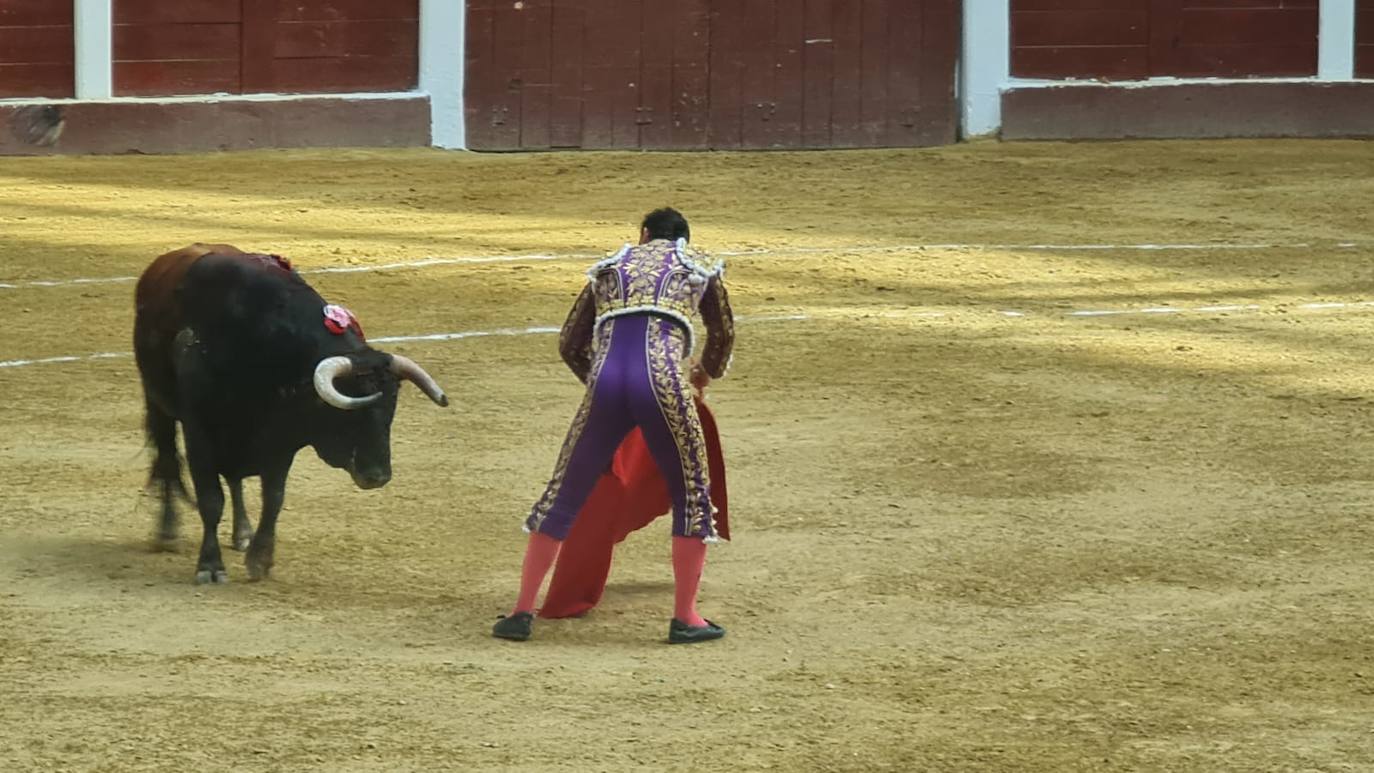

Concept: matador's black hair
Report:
left=641, top=207, right=690, bottom=242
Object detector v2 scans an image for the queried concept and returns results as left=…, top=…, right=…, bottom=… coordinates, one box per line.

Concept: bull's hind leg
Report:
left=144, top=399, right=184, bottom=550
left=183, top=426, right=228, bottom=584
left=227, top=478, right=254, bottom=552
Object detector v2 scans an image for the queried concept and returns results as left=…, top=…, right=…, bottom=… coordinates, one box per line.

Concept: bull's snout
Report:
left=351, top=467, right=391, bottom=490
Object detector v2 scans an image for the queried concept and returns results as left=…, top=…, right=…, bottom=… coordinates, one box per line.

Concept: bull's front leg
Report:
left=246, top=459, right=291, bottom=581
left=228, top=477, right=254, bottom=552
left=183, top=427, right=228, bottom=584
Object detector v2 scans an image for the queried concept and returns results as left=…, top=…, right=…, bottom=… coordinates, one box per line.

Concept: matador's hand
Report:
left=689, top=359, right=711, bottom=395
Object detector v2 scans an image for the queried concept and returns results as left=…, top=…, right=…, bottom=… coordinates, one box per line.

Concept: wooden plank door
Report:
left=466, top=0, right=960, bottom=151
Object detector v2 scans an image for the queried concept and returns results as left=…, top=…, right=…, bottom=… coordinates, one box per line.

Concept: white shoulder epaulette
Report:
left=586, top=244, right=630, bottom=281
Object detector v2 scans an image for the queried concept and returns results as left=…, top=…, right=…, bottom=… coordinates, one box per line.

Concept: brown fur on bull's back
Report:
left=135, top=243, right=245, bottom=341
left=135, top=243, right=245, bottom=315
left=134, top=243, right=248, bottom=412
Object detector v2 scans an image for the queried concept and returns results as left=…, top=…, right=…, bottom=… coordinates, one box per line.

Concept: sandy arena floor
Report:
left=3, top=141, right=1374, bottom=771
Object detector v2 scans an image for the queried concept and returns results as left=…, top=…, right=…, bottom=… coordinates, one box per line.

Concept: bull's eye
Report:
left=339, top=377, right=373, bottom=398
left=339, top=371, right=394, bottom=399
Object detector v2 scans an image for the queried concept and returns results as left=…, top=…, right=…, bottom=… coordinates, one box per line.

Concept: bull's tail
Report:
left=143, top=406, right=190, bottom=547
left=142, top=401, right=191, bottom=504
left=145, top=448, right=192, bottom=504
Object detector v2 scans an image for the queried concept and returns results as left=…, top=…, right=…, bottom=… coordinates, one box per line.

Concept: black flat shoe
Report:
left=668, top=618, right=725, bottom=644
left=492, top=611, right=534, bottom=641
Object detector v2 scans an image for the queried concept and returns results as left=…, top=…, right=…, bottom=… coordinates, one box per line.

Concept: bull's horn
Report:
left=390, top=354, right=449, bottom=407
left=313, top=356, right=382, bottom=410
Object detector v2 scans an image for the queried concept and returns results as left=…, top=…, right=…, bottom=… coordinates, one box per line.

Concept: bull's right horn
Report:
left=390, top=354, right=449, bottom=407
left=313, top=356, right=382, bottom=410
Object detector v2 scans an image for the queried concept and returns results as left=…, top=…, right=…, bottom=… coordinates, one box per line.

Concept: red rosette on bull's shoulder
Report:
left=322, top=304, right=365, bottom=340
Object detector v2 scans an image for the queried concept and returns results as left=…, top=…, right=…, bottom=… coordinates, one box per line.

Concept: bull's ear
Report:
left=389, top=354, right=449, bottom=407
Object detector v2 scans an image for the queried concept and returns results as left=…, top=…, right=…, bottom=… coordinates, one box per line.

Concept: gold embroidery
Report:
left=645, top=320, right=714, bottom=538
left=558, top=285, right=596, bottom=382
left=699, top=275, right=734, bottom=378
left=552, top=239, right=723, bottom=539
left=592, top=240, right=721, bottom=339
left=527, top=323, right=615, bottom=532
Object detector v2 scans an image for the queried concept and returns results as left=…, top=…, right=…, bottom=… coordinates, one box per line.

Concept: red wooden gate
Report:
left=0, top=0, right=73, bottom=98
left=465, top=0, right=960, bottom=150
left=1011, top=0, right=1319, bottom=81
left=113, top=0, right=419, bottom=96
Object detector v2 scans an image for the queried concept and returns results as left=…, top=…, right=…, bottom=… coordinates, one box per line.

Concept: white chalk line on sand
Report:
left=0, top=241, right=1359, bottom=291
left=1063, top=300, right=1374, bottom=317
left=5, top=298, right=1374, bottom=372
left=0, top=314, right=812, bottom=370
left=826, top=299, right=1374, bottom=322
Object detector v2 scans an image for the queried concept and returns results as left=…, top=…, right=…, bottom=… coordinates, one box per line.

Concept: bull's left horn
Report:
left=313, top=356, right=382, bottom=410
left=390, top=355, right=449, bottom=407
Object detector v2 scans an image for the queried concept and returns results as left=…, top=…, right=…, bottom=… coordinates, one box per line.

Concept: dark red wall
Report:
left=1004, top=82, right=1374, bottom=139
left=0, top=0, right=74, bottom=98
left=114, top=0, right=243, bottom=96
left=465, top=0, right=960, bottom=151
left=113, top=0, right=418, bottom=96
left=1013, top=1, right=1149, bottom=80
left=0, top=98, right=429, bottom=155
left=1012, top=0, right=1318, bottom=80
left=269, top=0, right=419, bottom=93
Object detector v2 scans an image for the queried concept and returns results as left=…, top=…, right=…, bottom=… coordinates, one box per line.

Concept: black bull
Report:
left=134, top=244, right=449, bottom=584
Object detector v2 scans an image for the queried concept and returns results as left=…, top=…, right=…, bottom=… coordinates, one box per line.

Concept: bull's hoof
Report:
left=245, top=541, right=274, bottom=581
left=245, top=562, right=272, bottom=582
left=194, top=569, right=229, bottom=585
left=245, top=554, right=272, bottom=582
left=151, top=537, right=180, bottom=553
left=232, top=534, right=253, bottom=552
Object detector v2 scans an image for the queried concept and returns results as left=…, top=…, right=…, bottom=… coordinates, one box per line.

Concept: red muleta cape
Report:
left=539, top=396, right=729, bottom=619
